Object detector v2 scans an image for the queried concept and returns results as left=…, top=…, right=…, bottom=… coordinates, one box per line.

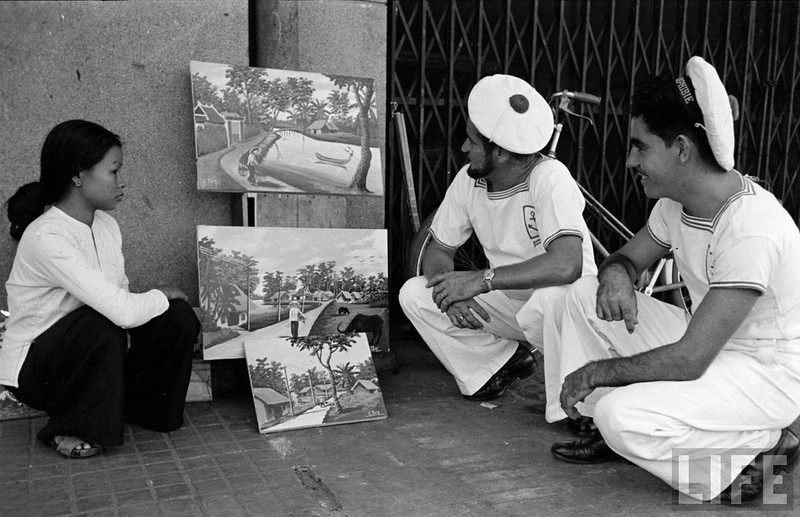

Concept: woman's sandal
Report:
left=49, top=435, right=102, bottom=459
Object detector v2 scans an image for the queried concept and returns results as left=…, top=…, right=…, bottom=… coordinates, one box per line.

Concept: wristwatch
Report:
left=482, top=268, right=495, bottom=292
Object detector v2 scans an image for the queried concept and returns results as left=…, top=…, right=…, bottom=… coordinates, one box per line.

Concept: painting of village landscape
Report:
left=197, top=225, right=389, bottom=360
left=244, top=333, right=387, bottom=434
left=190, top=61, right=383, bottom=196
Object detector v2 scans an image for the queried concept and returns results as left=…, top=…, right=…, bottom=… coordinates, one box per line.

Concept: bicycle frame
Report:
left=549, top=90, right=686, bottom=303
left=547, top=91, right=632, bottom=254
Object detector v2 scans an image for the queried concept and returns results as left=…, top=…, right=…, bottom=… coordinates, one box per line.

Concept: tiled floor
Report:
left=1, top=338, right=797, bottom=516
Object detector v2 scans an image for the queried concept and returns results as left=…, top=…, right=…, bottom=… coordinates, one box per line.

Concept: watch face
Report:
left=483, top=269, right=494, bottom=290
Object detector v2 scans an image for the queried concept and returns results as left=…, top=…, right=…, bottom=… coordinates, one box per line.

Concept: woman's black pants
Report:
left=9, top=300, right=200, bottom=446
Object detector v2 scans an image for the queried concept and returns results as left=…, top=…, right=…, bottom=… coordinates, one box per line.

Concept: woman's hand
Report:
left=157, top=287, right=189, bottom=302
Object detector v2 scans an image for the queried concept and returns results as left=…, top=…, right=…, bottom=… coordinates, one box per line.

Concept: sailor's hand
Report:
left=445, top=299, right=490, bottom=329
left=596, top=264, right=638, bottom=334
left=427, top=270, right=484, bottom=312
left=559, top=366, right=594, bottom=420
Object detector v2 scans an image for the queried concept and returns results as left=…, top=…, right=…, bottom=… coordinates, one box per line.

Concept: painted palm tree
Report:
left=310, top=98, right=329, bottom=121
left=364, top=94, right=378, bottom=126
left=339, top=266, right=355, bottom=291
left=334, top=362, right=356, bottom=388
left=286, top=107, right=303, bottom=129
left=292, top=100, right=314, bottom=130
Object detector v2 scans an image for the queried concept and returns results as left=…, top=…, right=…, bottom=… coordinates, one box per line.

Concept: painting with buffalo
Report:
left=197, top=225, right=389, bottom=360
left=244, top=332, right=387, bottom=434
left=191, top=60, right=383, bottom=196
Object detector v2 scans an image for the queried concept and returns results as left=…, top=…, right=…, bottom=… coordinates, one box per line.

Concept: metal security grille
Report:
left=387, top=0, right=800, bottom=288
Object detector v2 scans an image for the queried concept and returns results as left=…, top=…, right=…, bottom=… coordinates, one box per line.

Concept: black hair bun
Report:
left=7, top=182, right=45, bottom=240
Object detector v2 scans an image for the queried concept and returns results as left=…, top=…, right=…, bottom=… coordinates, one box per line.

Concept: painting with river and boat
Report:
left=190, top=60, right=383, bottom=196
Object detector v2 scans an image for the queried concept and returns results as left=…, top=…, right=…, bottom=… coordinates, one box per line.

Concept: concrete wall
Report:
left=0, top=1, right=248, bottom=308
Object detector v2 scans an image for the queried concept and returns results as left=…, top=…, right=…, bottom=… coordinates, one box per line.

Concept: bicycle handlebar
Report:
left=550, top=90, right=601, bottom=105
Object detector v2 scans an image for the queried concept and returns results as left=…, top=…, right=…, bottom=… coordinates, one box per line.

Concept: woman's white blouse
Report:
left=1, top=207, right=168, bottom=386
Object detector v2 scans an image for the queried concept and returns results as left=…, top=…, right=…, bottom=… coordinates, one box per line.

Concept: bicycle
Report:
left=402, top=89, right=689, bottom=310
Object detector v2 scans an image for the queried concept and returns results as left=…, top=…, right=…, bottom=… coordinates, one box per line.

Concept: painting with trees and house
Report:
left=190, top=60, right=382, bottom=196
left=197, top=225, right=389, bottom=360
left=244, top=333, right=387, bottom=434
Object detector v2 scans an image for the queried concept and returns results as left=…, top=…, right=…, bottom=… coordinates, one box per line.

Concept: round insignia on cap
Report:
left=509, top=94, right=529, bottom=114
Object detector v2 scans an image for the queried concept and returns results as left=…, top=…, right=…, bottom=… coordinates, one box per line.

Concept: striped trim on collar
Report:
left=473, top=154, right=548, bottom=200
left=680, top=172, right=755, bottom=232
left=473, top=178, right=530, bottom=199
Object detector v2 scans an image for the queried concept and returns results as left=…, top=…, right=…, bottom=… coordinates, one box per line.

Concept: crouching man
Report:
left=400, top=74, right=596, bottom=408
left=552, top=56, right=800, bottom=504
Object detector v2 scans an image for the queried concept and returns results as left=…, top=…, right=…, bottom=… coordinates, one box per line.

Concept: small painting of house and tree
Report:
left=197, top=225, right=389, bottom=361
left=190, top=60, right=382, bottom=196
left=244, top=333, right=387, bottom=434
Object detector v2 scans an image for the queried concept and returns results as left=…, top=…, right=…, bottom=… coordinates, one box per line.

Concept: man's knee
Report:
left=147, top=300, right=201, bottom=353
left=595, top=393, right=621, bottom=431
left=516, top=285, right=568, bottom=336
left=566, top=275, right=599, bottom=312
left=66, top=307, right=127, bottom=354
left=594, top=388, right=657, bottom=458
left=399, top=276, right=429, bottom=313
left=73, top=306, right=125, bottom=340
left=166, top=299, right=201, bottom=334
left=519, top=285, right=568, bottom=317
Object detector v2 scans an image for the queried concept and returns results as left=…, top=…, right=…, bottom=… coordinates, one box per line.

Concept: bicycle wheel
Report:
left=405, top=210, right=489, bottom=279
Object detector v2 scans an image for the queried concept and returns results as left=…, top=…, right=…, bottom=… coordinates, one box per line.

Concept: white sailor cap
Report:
left=679, top=56, right=735, bottom=170
left=467, top=74, right=554, bottom=154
